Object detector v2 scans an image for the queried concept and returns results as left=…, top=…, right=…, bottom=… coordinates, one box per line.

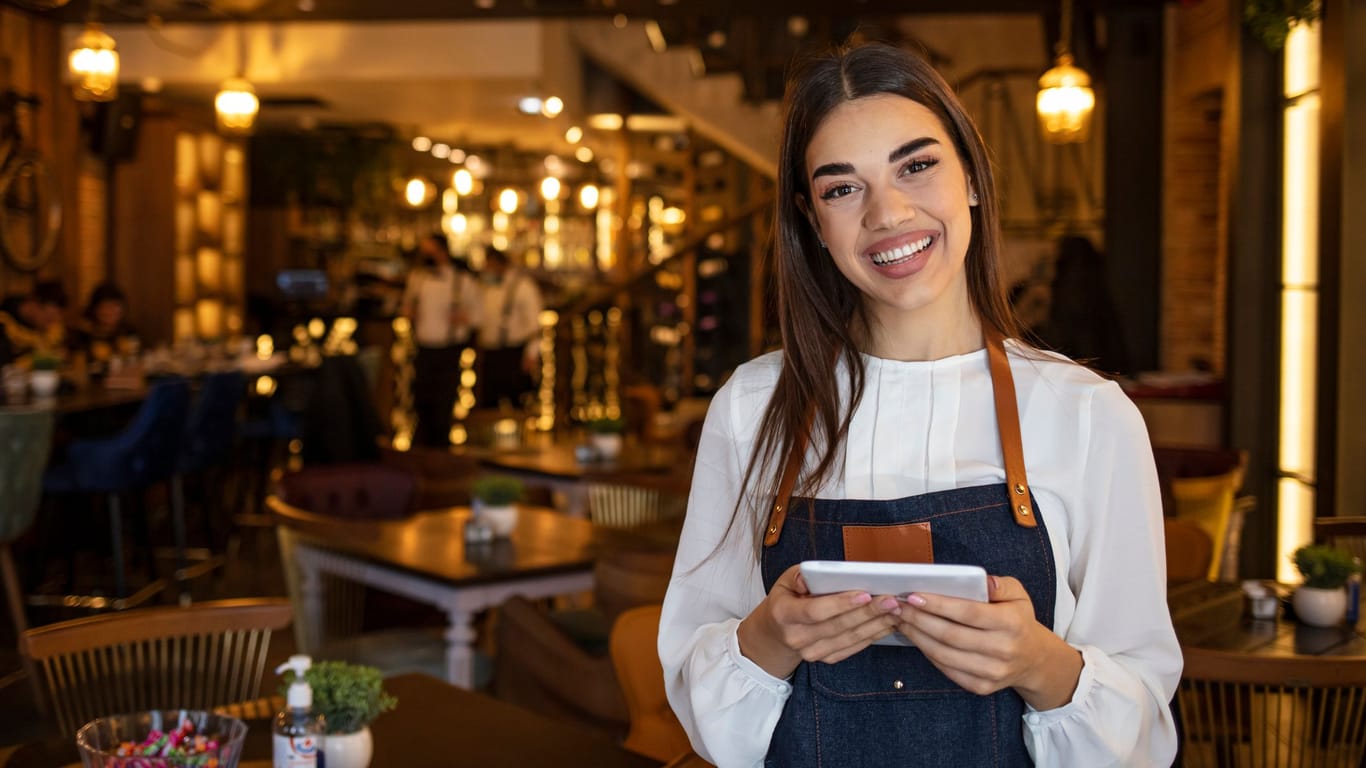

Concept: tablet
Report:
left=800, top=561, right=989, bottom=647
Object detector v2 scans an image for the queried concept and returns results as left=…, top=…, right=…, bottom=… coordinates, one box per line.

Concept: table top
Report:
left=477, top=440, right=684, bottom=483
left=1, top=673, right=660, bottom=768
left=1169, top=579, right=1366, bottom=657
left=0, top=385, right=147, bottom=415
left=283, top=505, right=601, bottom=586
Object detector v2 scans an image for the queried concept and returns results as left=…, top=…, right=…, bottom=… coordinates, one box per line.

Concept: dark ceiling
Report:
left=12, top=0, right=1163, bottom=24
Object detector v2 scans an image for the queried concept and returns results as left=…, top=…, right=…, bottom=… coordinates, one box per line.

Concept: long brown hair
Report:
left=733, top=42, right=1020, bottom=557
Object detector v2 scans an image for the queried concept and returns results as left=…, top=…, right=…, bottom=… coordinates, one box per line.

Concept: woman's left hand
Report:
left=894, top=575, right=1082, bottom=711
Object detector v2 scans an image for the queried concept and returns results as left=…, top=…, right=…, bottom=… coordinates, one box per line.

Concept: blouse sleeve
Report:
left=1022, top=381, right=1183, bottom=767
left=659, top=377, right=793, bottom=768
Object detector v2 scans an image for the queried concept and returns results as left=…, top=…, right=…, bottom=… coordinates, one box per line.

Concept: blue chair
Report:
left=42, top=379, right=191, bottom=603
left=0, top=409, right=55, bottom=633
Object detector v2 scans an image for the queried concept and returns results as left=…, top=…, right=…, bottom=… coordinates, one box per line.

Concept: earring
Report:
left=819, top=240, right=827, bottom=250
left=969, top=191, right=980, bottom=206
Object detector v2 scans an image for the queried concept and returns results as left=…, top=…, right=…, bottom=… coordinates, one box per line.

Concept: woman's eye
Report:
left=819, top=183, right=856, bottom=200
left=902, top=157, right=939, bottom=175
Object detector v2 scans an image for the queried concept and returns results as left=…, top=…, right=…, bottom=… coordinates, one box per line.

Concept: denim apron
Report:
left=760, top=330, right=1056, bottom=768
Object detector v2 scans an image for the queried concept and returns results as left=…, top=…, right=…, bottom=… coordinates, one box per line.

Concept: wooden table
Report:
left=476, top=439, right=688, bottom=516
left=280, top=506, right=600, bottom=688
left=1171, top=579, right=1366, bottom=656
left=0, top=673, right=660, bottom=768
left=0, top=385, right=147, bottom=414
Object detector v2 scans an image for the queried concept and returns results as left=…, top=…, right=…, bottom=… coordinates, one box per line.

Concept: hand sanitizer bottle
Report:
left=273, top=654, right=326, bottom=767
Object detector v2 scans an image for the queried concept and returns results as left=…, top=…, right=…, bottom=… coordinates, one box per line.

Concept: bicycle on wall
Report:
left=0, top=90, right=62, bottom=273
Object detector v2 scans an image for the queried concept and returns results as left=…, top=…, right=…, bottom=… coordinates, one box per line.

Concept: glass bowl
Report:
left=75, top=709, right=247, bottom=767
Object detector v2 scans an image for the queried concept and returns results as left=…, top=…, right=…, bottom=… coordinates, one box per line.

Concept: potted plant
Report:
left=1291, top=544, right=1360, bottom=627
left=585, top=416, right=627, bottom=460
left=280, top=660, right=396, bottom=768
left=28, top=351, right=61, bottom=397
left=471, top=474, right=524, bottom=536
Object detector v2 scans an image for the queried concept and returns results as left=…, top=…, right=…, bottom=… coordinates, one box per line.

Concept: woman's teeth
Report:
left=869, top=235, right=933, bottom=266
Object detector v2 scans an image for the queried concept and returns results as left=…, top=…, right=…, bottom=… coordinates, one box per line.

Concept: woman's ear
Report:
left=967, top=181, right=980, bottom=207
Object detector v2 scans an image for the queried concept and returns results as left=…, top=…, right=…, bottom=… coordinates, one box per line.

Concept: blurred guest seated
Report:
left=0, top=280, right=67, bottom=367
left=68, top=281, right=140, bottom=374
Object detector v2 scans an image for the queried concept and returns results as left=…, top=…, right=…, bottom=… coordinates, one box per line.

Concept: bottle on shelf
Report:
left=273, top=654, right=326, bottom=767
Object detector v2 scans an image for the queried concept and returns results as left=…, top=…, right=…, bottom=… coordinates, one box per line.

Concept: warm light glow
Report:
left=498, top=188, right=519, bottom=214
left=492, top=211, right=509, bottom=232
left=442, top=189, right=459, bottom=214
left=256, top=334, right=274, bottom=360
left=575, top=146, right=594, bottom=163
left=565, top=125, right=583, bottom=144
left=412, top=136, right=432, bottom=152
left=69, top=23, right=119, bottom=102
left=542, top=96, right=564, bottom=117
left=1036, top=54, right=1094, bottom=144
left=1275, top=20, right=1321, bottom=584
left=405, top=177, right=432, bottom=207
left=215, top=77, right=260, bottom=134
left=451, top=213, right=468, bottom=234
left=518, top=96, right=542, bottom=115
left=660, top=206, right=686, bottom=226
left=540, top=176, right=561, bottom=201
left=453, top=168, right=474, bottom=196
left=431, top=142, right=451, bottom=159
left=544, top=215, right=560, bottom=234
left=579, top=184, right=600, bottom=210
left=587, top=113, right=624, bottom=131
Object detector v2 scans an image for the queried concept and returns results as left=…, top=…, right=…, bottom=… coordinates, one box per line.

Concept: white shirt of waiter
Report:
left=401, top=265, right=482, bottom=347
left=478, top=268, right=544, bottom=359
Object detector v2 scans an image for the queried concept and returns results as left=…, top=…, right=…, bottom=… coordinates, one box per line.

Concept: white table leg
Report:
left=297, top=549, right=325, bottom=654
left=443, top=608, right=478, bottom=688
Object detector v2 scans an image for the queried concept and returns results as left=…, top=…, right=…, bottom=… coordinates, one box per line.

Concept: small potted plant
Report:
left=1291, top=544, right=1361, bottom=627
left=471, top=474, right=524, bottom=536
left=585, top=416, right=627, bottom=460
left=280, top=660, right=396, bottom=768
left=28, top=351, right=62, bottom=397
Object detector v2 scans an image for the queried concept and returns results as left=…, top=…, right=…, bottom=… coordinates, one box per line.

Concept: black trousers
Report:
left=478, top=345, right=535, bottom=409
left=413, top=344, right=463, bottom=447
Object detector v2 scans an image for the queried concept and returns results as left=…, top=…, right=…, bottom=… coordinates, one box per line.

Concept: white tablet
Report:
left=800, top=560, right=989, bottom=603
left=800, top=561, right=989, bottom=647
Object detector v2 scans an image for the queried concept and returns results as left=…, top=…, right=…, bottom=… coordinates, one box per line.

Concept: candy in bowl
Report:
left=76, top=709, right=247, bottom=767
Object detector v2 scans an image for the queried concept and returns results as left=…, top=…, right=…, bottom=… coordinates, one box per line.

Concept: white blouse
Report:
left=659, top=342, right=1182, bottom=768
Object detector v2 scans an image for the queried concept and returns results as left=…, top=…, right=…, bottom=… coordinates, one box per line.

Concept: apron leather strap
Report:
left=763, top=329, right=1035, bottom=548
left=984, top=328, right=1037, bottom=527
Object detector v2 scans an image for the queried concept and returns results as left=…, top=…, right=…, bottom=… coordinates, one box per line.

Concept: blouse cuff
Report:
left=725, top=619, right=795, bottom=697
left=1022, top=643, right=1098, bottom=726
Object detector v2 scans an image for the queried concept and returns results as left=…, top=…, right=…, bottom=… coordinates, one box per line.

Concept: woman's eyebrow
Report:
left=889, top=137, right=940, bottom=163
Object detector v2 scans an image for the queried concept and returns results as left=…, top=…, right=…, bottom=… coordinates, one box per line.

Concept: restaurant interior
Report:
left=0, top=0, right=1364, bottom=764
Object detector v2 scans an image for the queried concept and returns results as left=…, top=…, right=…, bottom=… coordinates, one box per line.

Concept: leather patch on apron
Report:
left=842, top=522, right=934, bottom=564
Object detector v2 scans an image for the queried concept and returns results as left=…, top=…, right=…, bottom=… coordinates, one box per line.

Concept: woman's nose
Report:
left=864, top=185, right=915, bottom=231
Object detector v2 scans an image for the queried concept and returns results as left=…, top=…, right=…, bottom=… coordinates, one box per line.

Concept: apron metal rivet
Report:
left=774, top=504, right=783, bottom=513
left=1018, top=504, right=1030, bottom=516
left=1014, top=484, right=1025, bottom=495
left=767, top=525, right=777, bottom=535
left=893, top=680, right=904, bottom=690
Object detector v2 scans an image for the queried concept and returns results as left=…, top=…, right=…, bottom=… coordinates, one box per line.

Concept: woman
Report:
left=658, top=43, right=1180, bottom=767
left=69, top=281, right=139, bottom=372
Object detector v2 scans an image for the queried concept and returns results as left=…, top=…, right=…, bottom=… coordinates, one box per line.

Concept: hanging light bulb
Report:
left=453, top=168, right=474, bottom=196
left=540, top=176, right=561, bottom=202
left=579, top=183, right=600, bottom=210
left=69, top=22, right=119, bottom=102
left=216, top=77, right=259, bottom=134
left=498, top=188, right=520, bottom=214
left=1036, top=0, right=1095, bottom=143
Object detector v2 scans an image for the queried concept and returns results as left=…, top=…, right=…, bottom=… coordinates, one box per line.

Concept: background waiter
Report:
left=477, top=247, right=543, bottom=409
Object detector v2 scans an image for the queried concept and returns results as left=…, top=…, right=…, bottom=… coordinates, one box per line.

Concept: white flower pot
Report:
left=480, top=503, right=519, bottom=537
left=1293, top=586, right=1347, bottom=627
left=590, top=433, right=623, bottom=460
left=325, top=726, right=373, bottom=768
left=29, top=369, right=59, bottom=397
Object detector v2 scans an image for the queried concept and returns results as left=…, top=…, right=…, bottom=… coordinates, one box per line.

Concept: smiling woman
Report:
left=658, top=42, right=1181, bottom=768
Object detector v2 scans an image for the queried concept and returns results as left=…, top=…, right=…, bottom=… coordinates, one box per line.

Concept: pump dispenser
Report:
left=273, top=654, right=325, bottom=767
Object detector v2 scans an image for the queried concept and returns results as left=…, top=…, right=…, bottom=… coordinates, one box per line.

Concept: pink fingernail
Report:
left=879, top=597, right=899, bottom=611
left=853, top=592, right=872, bottom=605
left=906, top=593, right=927, bottom=606
left=990, top=576, right=1000, bottom=592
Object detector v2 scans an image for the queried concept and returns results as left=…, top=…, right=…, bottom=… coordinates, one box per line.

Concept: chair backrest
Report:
left=609, top=604, right=693, bottom=762
left=588, top=482, right=685, bottom=530
left=1164, top=518, right=1214, bottom=583
left=1176, top=647, right=1366, bottom=767
left=69, top=378, right=191, bottom=490
left=20, top=598, right=292, bottom=735
left=0, top=409, right=55, bottom=543
left=1154, top=446, right=1248, bottom=581
left=594, top=547, right=676, bottom=625
left=180, top=370, right=245, bottom=472
left=277, top=462, right=417, bottom=520
left=1315, top=516, right=1366, bottom=564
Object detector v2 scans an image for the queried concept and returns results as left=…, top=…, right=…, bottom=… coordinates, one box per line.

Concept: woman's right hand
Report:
left=736, top=563, right=903, bottom=679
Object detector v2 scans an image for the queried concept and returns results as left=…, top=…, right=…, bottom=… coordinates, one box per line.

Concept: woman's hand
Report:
left=895, top=575, right=1083, bottom=710
left=737, top=563, right=904, bottom=679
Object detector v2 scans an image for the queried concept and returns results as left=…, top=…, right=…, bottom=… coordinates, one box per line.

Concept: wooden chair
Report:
left=1315, top=517, right=1366, bottom=563
left=587, top=482, right=685, bottom=530
left=1153, top=446, right=1251, bottom=581
left=1165, top=518, right=1215, bottom=583
left=1176, top=647, right=1366, bottom=767
left=20, top=598, right=292, bottom=735
left=609, top=604, right=693, bottom=761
